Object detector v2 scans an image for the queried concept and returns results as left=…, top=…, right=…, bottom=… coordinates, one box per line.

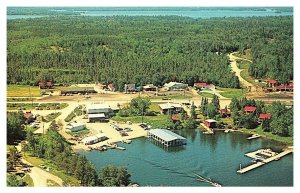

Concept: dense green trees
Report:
left=98, top=165, right=131, bottom=186
left=229, top=98, right=293, bottom=137
left=7, top=111, right=26, bottom=144
left=118, top=97, right=151, bottom=117
left=8, top=15, right=292, bottom=89
left=7, top=173, right=23, bottom=187
left=200, top=95, right=220, bottom=119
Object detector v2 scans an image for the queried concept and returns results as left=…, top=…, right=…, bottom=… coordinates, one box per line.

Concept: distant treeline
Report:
left=7, top=16, right=292, bottom=90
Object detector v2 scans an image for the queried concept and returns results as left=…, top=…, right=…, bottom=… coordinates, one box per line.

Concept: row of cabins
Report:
left=264, top=79, right=293, bottom=92
left=105, top=82, right=215, bottom=93
left=38, top=81, right=54, bottom=89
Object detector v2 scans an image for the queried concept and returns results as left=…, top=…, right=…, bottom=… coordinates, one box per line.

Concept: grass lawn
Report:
left=219, top=117, right=234, bottom=125
left=217, top=87, right=246, bottom=98
left=7, top=85, right=41, bottom=97
left=240, top=70, right=267, bottom=87
left=44, top=112, right=62, bottom=122
left=7, top=102, right=68, bottom=110
left=151, top=94, right=192, bottom=100
left=23, top=174, right=34, bottom=187
left=236, top=59, right=250, bottom=69
left=233, top=49, right=253, bottom=61
left=148, top=103, right=161, bottom=113
left=198, top=92, right=214, bottom=98
left=240, top=127, right=293, bottom=145
left=112, top=114, right=170, bottom=129
left=68, top=128, right=90, bottom=137
left=7, top=97, right=37, bottom=102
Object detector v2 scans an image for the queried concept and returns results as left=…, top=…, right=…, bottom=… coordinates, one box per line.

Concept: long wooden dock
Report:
left=237, top=148, right=293, bottom=174
left=247, top=134, right=261, bottom=140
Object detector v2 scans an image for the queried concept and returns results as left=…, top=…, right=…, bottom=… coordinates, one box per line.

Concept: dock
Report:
left=200, top=123, right=214, bottom=134
left=237, top=148, right=293, bottom=174
left=247, top=134, right=261, bottom=140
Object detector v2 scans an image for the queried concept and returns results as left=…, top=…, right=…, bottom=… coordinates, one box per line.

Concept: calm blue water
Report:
left=7, top=8, right=293, bottom=20
left=80, top=130, right=293, bottom=186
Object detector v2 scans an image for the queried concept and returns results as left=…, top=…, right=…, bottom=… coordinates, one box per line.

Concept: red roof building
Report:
left=276, top=84, right=293, bottom=92
left=194, top=82, right=215, bottom=90
left=204, top=119, right=217, bottom=128
left=244, top=106, right=256, bottom=113
left=259, top=113, right=272, bottom=119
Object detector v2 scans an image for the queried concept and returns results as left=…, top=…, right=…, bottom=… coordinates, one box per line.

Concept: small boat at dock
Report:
left=123, top=139, right=132, bottom=144
left=116, top=146, right=126, bottom=150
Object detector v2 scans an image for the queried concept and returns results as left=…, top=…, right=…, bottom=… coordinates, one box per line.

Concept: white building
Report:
left=81, top=133, right=108, bottom=145
left=66, top=122, right=86, bottom=132
left=159, top=103, right=183, bottom=114
left=164, top=82, right=188, bottom=91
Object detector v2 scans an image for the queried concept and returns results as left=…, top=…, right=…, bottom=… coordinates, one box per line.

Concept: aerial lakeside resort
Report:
left=6, top=7, right=293, bottom=187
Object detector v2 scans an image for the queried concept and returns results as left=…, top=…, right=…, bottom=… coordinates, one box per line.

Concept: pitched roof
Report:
left=159, top=103, right=182, bottom=110
left=205, top=119, right=217, bottom=123
left=194, top=82, right=214, bottom=87
left=244, top=106, right=256, bottom=112
left=266, top=79, right=277, bottom=84
left=259, top=113, right=272, bottom=119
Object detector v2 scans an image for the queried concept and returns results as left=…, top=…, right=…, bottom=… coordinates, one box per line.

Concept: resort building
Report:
left=148, top=129, right=187, bottom=147
left=81, top=133, right=108, bottom=145
left=88, top=113, right=107, bottom=123
left=244, top=106, right=256, bottom=113
left=258, top=113, right=272, bottom=123
left=159, top=103, right=183, bottom=114
left=143, top=84, right=157, bottom=91
left=204, top=119, right=217, bottom=128
left=194, top=82, right=215, bottom=90
left=59, top=87, right=96, bottom=95
left=24, top=111, right=34, bottom=124
left=86, top=103, right=114, bottom=116
left=163, top=82, right=188, bottom=91
left=124, top=83, right=136, bottom=93
left=66, top=122, right=86, bottom=132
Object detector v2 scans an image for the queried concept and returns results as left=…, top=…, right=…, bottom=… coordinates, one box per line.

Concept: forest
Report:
left=7, top=15, right=293, bottom=90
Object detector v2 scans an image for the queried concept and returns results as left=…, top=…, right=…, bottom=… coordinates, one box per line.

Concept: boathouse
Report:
left=66, top=122, right=86, bottom=132
left=147, top=129, right=187, bottom=147
left=204, top=119, right=217, bottom=128
left=81, top=133, right=108, bottom=145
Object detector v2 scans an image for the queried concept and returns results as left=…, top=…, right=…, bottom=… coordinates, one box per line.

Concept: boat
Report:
left=123, top=139, right=132, bottom=144
left=116, top=146, right=126, bottom=150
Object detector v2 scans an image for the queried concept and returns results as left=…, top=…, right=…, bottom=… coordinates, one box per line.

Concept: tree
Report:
left=206, top=103, right=217, bottom=119
left=261, top=118, right=270, bottom=132
left=7, top=173, right=23, bottom=187
left=190, top=101, right=196, bottom=119
left=129, top=97, right=151, bottom=116
left=98, top=165, right=131, bottom=186
left=7, top=111, right=26, bottom=144
left=212, top=94, right=220, bottom=110
left=8, top=146, right=19, bottom=170
left=182, top=117, right=196, bottom=130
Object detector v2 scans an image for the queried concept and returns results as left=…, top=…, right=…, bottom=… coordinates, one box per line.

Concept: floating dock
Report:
left=247, top=134, right=261, bottom=140
left=237, top=148, right=293, bottom=174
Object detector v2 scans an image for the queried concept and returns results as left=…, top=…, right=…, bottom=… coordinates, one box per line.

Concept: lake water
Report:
left=7, top=8, right=293, bottom=20
left=80, top=130, right=293, bottom=186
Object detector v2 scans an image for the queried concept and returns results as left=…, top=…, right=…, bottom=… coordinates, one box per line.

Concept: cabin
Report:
left=219, top=108, right=231, bottom=118
left=86, top=103, right=114, bottom=119
left=24, top=111, right=34, bottom=124
left=143, top=84, right=157, bottom=92
left=66, top=122, right=86, bottom=132
left=204, top=119, right=217, bottom=128
left=163, top=82, right=188, bottom=91
left=81, top=133, right=108, bottom=145
left=38, top=81, right=54, bottom=89
left=244, top=106, right=256, bottom=113
left=108, top=83, right=115, bottom=91
left=159, top=103, right=183, bottom=114
left=124, top=83, right=136, bottom=93
left=258, top=113, right=272, bottom=123
left=275, top=84, right=293, bottom=92
left=266, top=79, right=277, bottom=88
left=194, top=82, right=215, bottom=91
left=148, top=129, right=186, bottom=147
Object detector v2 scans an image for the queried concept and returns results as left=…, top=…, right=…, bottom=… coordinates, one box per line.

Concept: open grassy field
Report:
left=240, top=127, right=293, bottom=145
left=217, top=87, right=246, bottom=98
left=43, top=112, right=62, bottom=122
left=7, top=85, right=41, bottom=97
left=240, top=70, right=267, bottom=87
left=23, top=174, right=34, bottom=187
left=112, top=114, right=170, bottom=129
left=233, top=49, right=253, bottom=61
left=7, top=97, right=37, bottom=102
left=236, top=59, right=251, bottom=69
left=198, top=92, right=214, bottom=98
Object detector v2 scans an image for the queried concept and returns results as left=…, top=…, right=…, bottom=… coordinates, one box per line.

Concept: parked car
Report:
left=124, top=128, right=132, bottom=132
